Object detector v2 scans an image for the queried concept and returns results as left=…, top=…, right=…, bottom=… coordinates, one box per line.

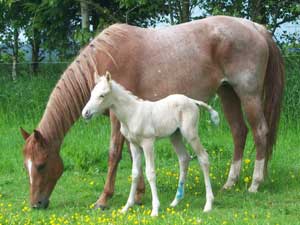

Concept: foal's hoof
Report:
left=150, top=211, right=159, bottom=217
left=203, top=204, right=212, bottom=213
left=248, top=186, right=258, bottom=193
left=94, top=203, right=109, bottom=210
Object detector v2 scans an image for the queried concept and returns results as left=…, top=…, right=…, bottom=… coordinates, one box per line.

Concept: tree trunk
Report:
left=80, top=0, right=89, bottom=30
left=12, top=56, right=17, bottom=81
left=12, top=28, right=19, bottom=81
left=91, top=9, right=99, bottom=32
left=168, top=0, right=175, bottom=25
left=181, top=0, right=190, bottom=23
left=31, top=28, right=41, bottom=74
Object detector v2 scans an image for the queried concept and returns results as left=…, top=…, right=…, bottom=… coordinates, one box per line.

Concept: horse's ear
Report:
left=20, top=127, right=30, bottom=140
left=105, top=71, right=111, bottom=82
left=33, top=129, right=46, bottom=145
left=94, top=72, right=101, bottom=83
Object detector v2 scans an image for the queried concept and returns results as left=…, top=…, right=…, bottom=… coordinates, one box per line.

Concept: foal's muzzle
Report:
left=83, top=110, right=93, bottom=120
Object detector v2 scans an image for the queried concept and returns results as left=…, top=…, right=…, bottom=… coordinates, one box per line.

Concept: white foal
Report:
left=82, top=72, right=219, bottom=216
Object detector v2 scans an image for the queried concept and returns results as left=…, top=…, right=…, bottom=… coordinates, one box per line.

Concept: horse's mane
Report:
left=38, top=24, right=129, bottom=142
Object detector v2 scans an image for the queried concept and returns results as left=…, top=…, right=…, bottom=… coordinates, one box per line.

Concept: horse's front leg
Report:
left=94, top=112, right=125, bottom=209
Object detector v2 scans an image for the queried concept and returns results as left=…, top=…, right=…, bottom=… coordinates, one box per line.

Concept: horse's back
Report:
left=103, top=16, right=270, bottom=101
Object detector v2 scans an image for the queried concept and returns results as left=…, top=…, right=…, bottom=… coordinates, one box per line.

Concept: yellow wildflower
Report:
left=244, top=159, right=251, bottom=164
left=244, top=176, right=250, bottom=183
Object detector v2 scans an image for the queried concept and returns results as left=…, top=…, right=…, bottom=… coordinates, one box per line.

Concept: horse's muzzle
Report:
left=31, top=199, right=50, bottom=209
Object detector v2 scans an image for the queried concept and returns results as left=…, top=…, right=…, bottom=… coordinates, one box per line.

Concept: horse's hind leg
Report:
left=169, top=131, right=191, bottom=207
left=218, top=85, right=248, bottom=189
left=181, top=122, right=214, bottom=212
left=238, top=95, right=268, bottom=192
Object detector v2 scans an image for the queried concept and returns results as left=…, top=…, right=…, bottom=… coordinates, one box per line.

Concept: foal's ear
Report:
left=94, top=72, right=101, bottom=84
left=33, top=129, right=46, bottom=145
left=20, top=127, right=30, bottom=140
left=105, top=71, right=112, bottom=82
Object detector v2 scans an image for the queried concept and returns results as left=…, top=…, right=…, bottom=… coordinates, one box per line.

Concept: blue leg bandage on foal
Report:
left=176, top=181, right=184, bottom=200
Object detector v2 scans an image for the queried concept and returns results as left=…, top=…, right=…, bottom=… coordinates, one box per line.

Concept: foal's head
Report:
left=82, top=71, right=113, bottom=120
left=20, top=128, right=63, bottom=209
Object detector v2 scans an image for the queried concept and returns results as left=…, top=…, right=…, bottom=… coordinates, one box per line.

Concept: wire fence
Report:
left=0, top=55, right=299, bottom=85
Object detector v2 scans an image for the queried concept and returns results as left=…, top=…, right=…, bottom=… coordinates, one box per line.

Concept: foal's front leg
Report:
left=142, top=139, right=160, bottom=217
left=121, top=143, right=142, bottom=213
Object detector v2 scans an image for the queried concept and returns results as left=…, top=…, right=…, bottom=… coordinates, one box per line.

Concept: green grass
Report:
left=0, top=60, right=300, bottom=225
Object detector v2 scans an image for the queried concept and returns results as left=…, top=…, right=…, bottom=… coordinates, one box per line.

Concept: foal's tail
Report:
left=192, top=100, right=220, bottom=126
left=262, top=31, right=285, bottom=164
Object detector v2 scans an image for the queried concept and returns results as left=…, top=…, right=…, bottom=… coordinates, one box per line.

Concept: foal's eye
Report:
left=36, top=163, right=46, bottom=172
left=99, top=94, right=105, bottom=98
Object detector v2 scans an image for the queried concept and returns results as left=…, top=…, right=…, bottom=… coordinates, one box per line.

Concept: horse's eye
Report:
left=99, top=94, right=105, bottom=98
left=36, top=163, right=46, bottom=172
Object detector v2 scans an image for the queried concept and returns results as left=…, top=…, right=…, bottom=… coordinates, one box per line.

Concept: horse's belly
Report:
left=137, top=54, right=218, bottom=101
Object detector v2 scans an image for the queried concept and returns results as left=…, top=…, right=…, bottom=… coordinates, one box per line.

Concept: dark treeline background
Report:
left=0, top=0, right=299, bottom=80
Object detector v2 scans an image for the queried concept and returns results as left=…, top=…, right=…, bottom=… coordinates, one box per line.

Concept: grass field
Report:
left=0, top=59, right=299, bottom=224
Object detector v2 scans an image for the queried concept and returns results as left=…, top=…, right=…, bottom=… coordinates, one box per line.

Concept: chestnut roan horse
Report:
left=21, top=16, right=284, bottom=209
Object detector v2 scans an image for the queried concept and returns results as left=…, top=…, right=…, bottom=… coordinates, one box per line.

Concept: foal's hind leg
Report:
left=169, top=131, right=191, bottom=207
left=181, top=124, right=214, bottom=212
left=218, top=85, right=248, bottom=189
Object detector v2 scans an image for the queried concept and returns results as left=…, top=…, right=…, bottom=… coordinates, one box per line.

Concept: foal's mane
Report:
left=38, top=24, right=129, bottom=143
left=111, top=80, right=142, bottom=102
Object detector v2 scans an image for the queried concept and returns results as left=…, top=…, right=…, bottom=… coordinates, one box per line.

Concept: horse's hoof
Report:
left=135, top=201, right=143, bottom=206
left=94, top=203, right=109, bottom=210
left=222, top=181, right=236, bottom=190
left=221, top=185, right=231, bottom=191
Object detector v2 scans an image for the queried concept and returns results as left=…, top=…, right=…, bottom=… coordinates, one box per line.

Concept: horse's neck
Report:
left=110, top=82, right=141, bottom=125
left=37, top=73, right=92, bottom=150
left=37, top=106, right=79, bottom=149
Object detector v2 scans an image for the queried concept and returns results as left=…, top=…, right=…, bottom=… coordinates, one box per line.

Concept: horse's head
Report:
left=20, top=128, right=63, bottom=209
left=82, top=71, right=113, bottom=120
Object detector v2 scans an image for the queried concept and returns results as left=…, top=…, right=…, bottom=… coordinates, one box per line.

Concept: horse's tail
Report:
left=192, top=99, right=220, bottom=126
left=262, top=31, right=285, bottom=164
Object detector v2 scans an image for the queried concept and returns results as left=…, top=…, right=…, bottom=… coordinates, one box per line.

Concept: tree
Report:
left=0, top=1, right=27, bottom=80
left=24, top=0, right=80, bottom=71
left=203, top=0, right=300, bottom=36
